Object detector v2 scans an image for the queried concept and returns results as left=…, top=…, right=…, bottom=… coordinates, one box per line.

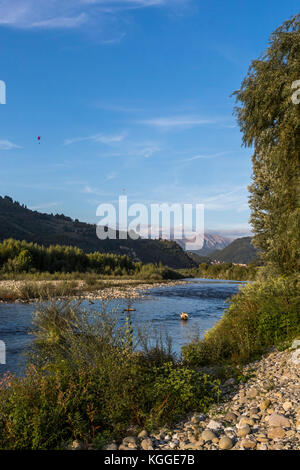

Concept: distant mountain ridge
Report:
left=179, top=233, right=232, bottom=255
left=209, top=237, right=258, bottom=264
left=0, top=196, right=196, bottom=269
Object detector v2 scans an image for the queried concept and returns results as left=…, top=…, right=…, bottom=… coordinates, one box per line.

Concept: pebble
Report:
left=201, top=430, right=217, bottom=442
left=115, top=346, right=300, bottom=451
left=219, top=436, right=233, bottom=450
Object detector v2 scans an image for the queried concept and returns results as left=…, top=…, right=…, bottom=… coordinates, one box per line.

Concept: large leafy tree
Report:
left=233, top=14, right=300, bottom=275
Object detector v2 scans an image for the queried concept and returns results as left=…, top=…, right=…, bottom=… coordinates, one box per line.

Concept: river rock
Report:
left=241, top=438, right=257, bottom=449
left=247, top=388, right=259, bottom=399
left=259, top=399, right=271, bottom=411
left=268, top=413, right=290, bottom=428
left=123, top=436, right=138, bottom=447
left=141, top=438, right=153, bottom=450
left=237, top=424, right=251, bottom=437
left=225, top=411, right=238, bottom=423
left=219, top=436, right=233, bottom=450
left=267, top=427, right=285, bottom=439
left=282, top=401, right=292, bottom=411
left=207, top=420, right=223, bottom=431
left=291, top=339, right=300, bottom=350
left=138, top=430, right=148, bottom=439
left=201, top=430, right=217, bottom=442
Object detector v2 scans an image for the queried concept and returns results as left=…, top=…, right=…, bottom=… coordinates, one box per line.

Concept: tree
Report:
left=233, top=14, right=300, bottom=275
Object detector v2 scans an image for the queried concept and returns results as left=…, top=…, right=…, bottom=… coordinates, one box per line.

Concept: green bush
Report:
left=180, top=263, right=258, bottom=281
left=0, top=302, right=220, bottom=450
left=182, top=276, right=300, bottom=366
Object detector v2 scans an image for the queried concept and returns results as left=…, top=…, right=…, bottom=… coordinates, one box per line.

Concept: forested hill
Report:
left=209, top=237, right=258, bottom=264
left=0, top=196, right=196, bottom=269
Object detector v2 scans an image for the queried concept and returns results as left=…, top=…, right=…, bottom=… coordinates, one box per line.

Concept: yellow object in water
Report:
left=180, top=312, right=189, bottom=321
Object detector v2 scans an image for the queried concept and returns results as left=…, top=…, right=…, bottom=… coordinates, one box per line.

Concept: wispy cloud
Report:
left=0, top=0, right=192, bottom=30
left=105, top=171, right=117, bottom=181
left=82, top=185, right=110, bottom=196
left=0, top=139, right=22, bottom=150
left=201, top=186, right=249, bottom=211
left=138, top=115, right=220, bottom=129
left=93, top=102, right=142, bottom=113
left=29, top=13, right=88, bottom=29
left=64, top=131, right=127, bottom=146
left=179, top=151, right=229, bottom=163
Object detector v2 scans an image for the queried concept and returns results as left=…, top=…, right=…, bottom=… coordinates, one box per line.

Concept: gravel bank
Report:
left=104, top=344, right=300, bottom=451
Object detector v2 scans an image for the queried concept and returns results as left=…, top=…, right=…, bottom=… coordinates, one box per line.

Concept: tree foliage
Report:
left=233, top=14, right=300, bottom=274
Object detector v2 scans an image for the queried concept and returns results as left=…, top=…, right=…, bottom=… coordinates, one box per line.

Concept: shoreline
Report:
left=106, top=345, right=300, bottom=451
left=0, top=278, right=188, bottom=304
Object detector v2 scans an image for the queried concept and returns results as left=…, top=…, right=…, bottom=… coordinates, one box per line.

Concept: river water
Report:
left=0, top=279, right=245, bottom=375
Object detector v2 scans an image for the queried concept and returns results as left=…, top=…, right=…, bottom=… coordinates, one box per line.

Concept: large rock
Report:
left=138, top=430, right=148, bottom=439
left=268, top=413, right=290, bottom=428
left=267, top=427, right=286, bottom=439
left=141, top=438, right=153, bottom=450
left=239, top=417, right=255, bottom=427
left=241, top=438, right=257, bottom=449
left=207, top=420, right=223, bottom=431
left=259, top=399, right=271, bottom=411
left=219, top=436, right=233, bottom=450
left=247, top=388, right=259, bottom=399
left=201, top=430, right=217, bottom=442
left=282, top=401, right=292, bottom=411
left=225, top=411, right=238, bottom=423
left=291, top=339, right=300, bottom=350
left=237, top=424, right=251, bottom=438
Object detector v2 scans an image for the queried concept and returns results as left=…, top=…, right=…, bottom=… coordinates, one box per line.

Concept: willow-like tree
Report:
left=233, top=14, right=300, bottom=275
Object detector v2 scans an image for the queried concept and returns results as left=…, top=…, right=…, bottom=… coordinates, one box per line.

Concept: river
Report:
left=0, top=278, right=245, bottom=375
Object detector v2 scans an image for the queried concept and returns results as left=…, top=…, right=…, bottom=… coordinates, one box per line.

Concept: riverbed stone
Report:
left=267, top=427, right=285, bottom=439
left=201, top=430, right=217, bottom=442
left=237, top=424, right=251, bottom=437
left=219, top=436, right=233, bottom=450
left=138, top=430, right=148, bottom=439
left=141, top=438, right=153, bottom=450
left=207, top=420, right=223, bottom=431
left=268, top=413, right=290, bottom=428
left=115, top=347, right=300, bottom=452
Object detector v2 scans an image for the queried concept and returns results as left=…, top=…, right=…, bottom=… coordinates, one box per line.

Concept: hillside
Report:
left=209, top=236, right=258, bottom=264
left=0, top=196, right=196, bottom=269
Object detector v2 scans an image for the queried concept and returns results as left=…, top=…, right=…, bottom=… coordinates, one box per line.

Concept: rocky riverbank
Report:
left=0, top=278, right=187, bottom=303
left=104, top=343, right=300, bottom=451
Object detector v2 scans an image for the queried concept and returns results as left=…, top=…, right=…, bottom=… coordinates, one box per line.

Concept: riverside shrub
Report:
left=182, top=276, right=300, bottom=366
left=0, top=302, right=220, bottom=450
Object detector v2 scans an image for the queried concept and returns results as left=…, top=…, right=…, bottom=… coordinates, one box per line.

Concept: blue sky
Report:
left=0, top=0, right=299, bottom=238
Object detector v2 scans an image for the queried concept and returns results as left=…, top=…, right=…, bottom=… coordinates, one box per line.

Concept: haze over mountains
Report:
left=0, top=196, right=196, bottom=269
left=0, top=195, right=257, bottom=266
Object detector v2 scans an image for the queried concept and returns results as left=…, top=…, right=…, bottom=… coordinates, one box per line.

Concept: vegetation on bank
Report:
left=0, top=238, right=137, bottom=275
left=182, top=14, right=300, bottom=371
left=180, top=262, right=258, bottom=281
left=0, top=239, right=184, bottom=302
left=0, top=302, right=220, bottom=450
left=182, top=275, right=300, bottom=367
